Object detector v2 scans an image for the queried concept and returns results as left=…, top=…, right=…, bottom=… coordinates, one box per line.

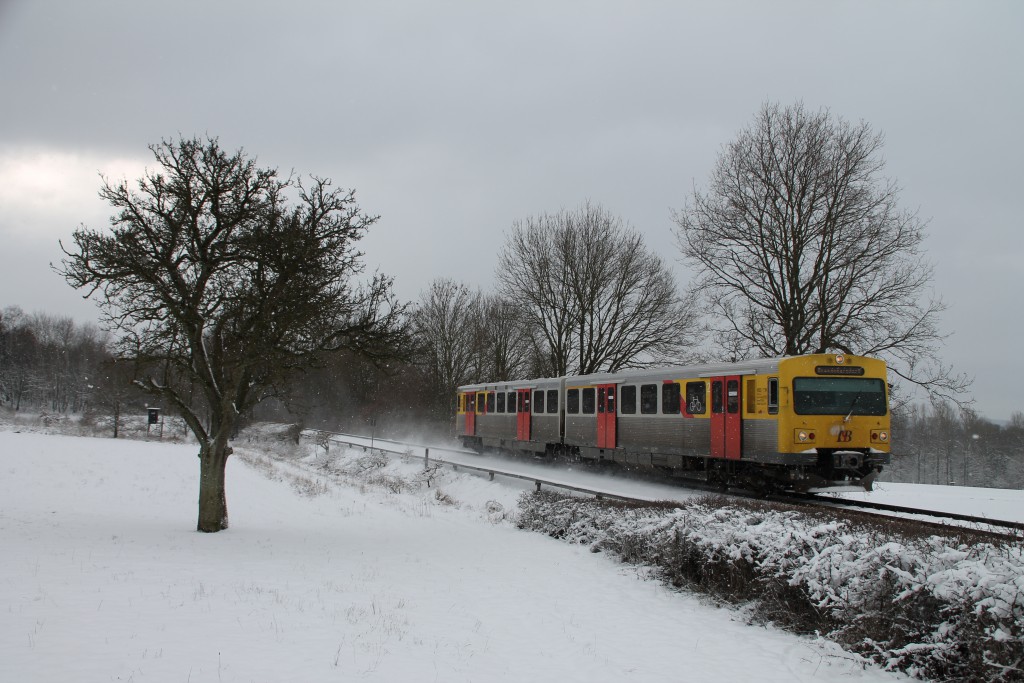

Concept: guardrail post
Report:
left=535, top=481, right=542, bottom=492
left=424, top=447, right=429, bottom=471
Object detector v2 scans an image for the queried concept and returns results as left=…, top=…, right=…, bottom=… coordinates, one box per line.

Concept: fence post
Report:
left=424, top=447, right=430, bottom=471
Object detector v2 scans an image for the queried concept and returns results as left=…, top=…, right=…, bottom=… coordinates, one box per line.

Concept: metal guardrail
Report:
left=309, top=429, right=648, bottom=504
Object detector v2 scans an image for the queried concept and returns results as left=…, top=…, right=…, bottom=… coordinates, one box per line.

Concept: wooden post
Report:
left=424, top=448, right=430, bottom=470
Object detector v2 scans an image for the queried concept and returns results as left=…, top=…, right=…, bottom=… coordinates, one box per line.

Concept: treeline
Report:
left=0, top=306, right=114, bottom=414
left=889, top=403, right=1024, bottom=489
left=0, top=304, right=418, bottom=435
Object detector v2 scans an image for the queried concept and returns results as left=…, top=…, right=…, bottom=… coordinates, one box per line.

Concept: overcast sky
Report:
left=1, top=1, right=1020, bottom=421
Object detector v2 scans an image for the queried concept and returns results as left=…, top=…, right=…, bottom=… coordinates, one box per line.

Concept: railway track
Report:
left=309, top=429, right=1024, bottom=537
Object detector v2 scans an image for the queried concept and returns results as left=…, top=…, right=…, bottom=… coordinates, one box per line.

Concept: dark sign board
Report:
left=814, top=365, right=865, bottom=376
left=147, top=408, right=161, bottom=425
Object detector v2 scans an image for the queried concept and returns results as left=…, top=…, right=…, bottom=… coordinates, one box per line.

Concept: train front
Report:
left=777, top=354, right=891, bottom=491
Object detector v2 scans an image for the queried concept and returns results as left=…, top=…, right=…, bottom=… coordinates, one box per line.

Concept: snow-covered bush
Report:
left=518, top=492, right=1024, bottom=681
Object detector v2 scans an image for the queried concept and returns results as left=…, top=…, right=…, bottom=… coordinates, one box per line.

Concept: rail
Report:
left=791, top=492, right=1024, bottom=533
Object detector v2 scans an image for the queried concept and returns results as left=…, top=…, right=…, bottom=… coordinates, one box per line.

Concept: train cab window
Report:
left=496, top=391, right=506, bottom=413
left=567, top=389, right=580, bottom=414
left=477, top=393, right=486, bottom=414
left=793, top=377, right=886, bottom=415
left=619, top=385, right=637, bottom=414
left=662, top=382, right=681, bottom=414
left=486, top=392, right=495, bottom=413
left=546, top=389, right=559, bottom=413
left=521, top=392, right=531, bottom=413
left=768, top=378, right=779, bottom=415
left=582, top=387, right=596, bottom=414
left=507, top=392, right=517, bottom=413
left=468, top=393, right=477, bottom=413
left=533, top=390, right=545, bottom=414
left=640, top=384, right=658, bottom=414
left=685, top=382, right=706, bottom=415
left=726, top=380, right=740, bottom=414
left=711, top=381, right=723, bottom=414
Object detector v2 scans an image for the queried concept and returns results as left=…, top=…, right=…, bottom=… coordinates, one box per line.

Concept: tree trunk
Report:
left=197, top=440, right=231, bottom=532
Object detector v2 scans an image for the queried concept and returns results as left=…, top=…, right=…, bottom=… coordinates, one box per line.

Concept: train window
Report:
left=685, top=382, right=706, bottom=415
left=567, top=389, right=580, bottom=414
left=582, top=387, right=596, bottom=414
left=711, top=381, right=723, bottom=414
left=640, top=384, right=658, bottom=414
left=547, top=389, right=558, bottom=413
left=793, top=377, right=886, bottom=416
left=534, top=390, right=545, bottom=414
left=496, top=391, right=506, bottom=413
left=768, top=378, right=779, bottom=415
left=662, top=382, right=681, bottom=414
left=468, top=393, right=476, bottom=413
left=619, top=385, right=637, bottom=414
left=508, top=392, right=517, bottom=413
left=477, top=393, right=486, bottom=414
left=726, top=380, right=740, bottom=414
left=484, top=392, right=493, bottom=413
left=521, top=392, right=531, bottom=413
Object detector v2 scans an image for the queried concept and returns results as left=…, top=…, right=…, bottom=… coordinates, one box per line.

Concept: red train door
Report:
left=710, top=376, right=742, bottom=459
left=597, top=384, right=617, bottom=448
left=517, top=388, right=532, bottom=441
left=465, top=392, right=476, bottom=436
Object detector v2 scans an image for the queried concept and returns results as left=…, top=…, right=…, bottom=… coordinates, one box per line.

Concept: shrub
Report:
left=517, top=491, right=1024, bottom=681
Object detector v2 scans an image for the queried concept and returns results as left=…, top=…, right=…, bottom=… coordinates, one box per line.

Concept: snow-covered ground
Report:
left=836, top=482, right=1024, bottom=524
left=0, top=429, right=906, bottom=682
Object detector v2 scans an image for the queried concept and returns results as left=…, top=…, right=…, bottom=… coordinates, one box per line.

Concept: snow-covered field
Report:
left=0, top=429, right=907, bottom=682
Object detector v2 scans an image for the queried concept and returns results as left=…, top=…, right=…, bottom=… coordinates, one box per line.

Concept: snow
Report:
left=0, top=429, right=905, bottom=682
left=837, top=481, right=1024, bottom=524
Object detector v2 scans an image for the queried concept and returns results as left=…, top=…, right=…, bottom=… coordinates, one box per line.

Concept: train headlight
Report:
left=795, top=429, right=816, bottom=443
left=871, top=430, right=889, bottom=444
left=835, top=354, right=845, bottom=365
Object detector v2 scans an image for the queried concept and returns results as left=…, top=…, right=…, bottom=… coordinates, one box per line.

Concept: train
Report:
left=455, top=353, right=891, bottom=493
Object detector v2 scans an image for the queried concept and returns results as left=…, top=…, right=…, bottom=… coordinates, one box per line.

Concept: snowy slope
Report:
left=0, top=430, right=905, bottom=682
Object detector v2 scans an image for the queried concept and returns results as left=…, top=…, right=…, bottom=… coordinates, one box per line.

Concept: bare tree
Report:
left=474, top=293, right=532, bottom=382
left=59, top=136, right=409, bottom=532
left=673, top=101, right=969, bottom=402
left=412, top=279, right=482, bottom=415
left=498, top=202, right=698, bottom=376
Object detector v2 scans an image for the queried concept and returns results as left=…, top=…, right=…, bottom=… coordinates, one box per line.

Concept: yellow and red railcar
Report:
left=456, top=353, right=890, bottom=492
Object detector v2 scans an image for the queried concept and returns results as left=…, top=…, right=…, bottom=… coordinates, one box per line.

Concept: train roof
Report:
left=456, top=353, right=884, bottom=392
left=458, top=356, right=789, bottom=392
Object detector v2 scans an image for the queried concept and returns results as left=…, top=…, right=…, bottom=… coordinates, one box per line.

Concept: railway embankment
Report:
left=518, top=492, right=1023, bottom=682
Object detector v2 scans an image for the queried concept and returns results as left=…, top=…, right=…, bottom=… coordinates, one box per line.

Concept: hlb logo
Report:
left=837, top=430, right=853, bottom=443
